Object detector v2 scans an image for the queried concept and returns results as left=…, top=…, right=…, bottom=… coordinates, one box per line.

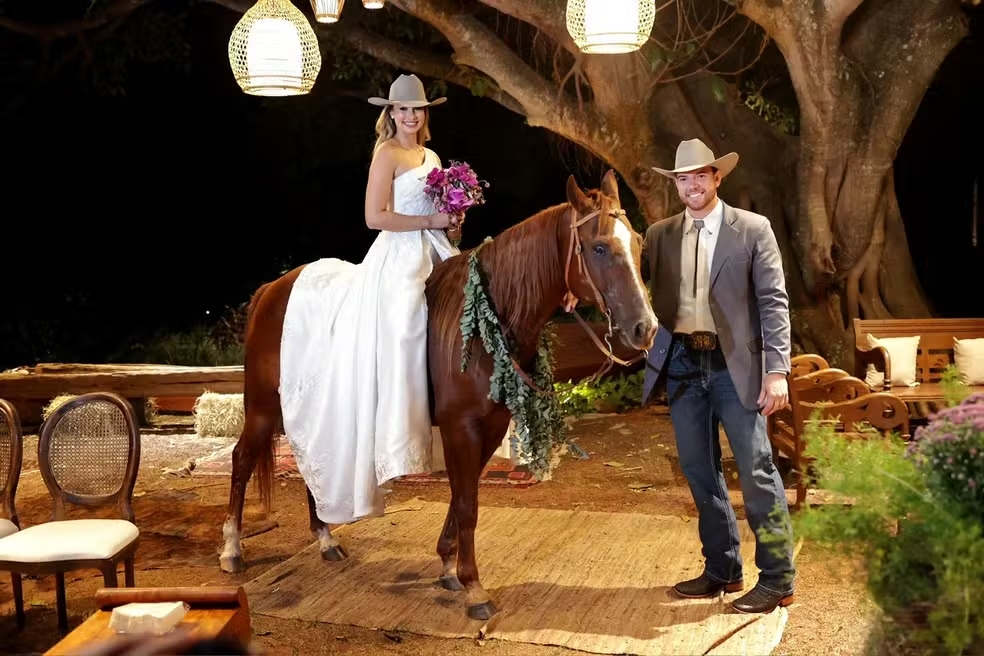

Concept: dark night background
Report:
left=1, top=1, right=982, bottom=370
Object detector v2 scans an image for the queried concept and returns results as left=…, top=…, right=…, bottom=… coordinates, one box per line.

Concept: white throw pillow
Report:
left=866, top=334, right=920, bottom=387
left=953, top=337, right=984, bottom=385
left=864, top=363, right=886, bottom=390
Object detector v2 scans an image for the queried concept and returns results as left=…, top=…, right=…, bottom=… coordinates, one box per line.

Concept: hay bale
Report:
left=42, top=394, right=78, bottom=420
left=194, top=391, right=244, bottom=438
left=44, top=394, right=156, bottom=423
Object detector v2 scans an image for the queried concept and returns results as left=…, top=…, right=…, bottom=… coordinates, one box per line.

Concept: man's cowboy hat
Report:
left=652, top=138, right=739, bottom=179
left=368, top=73, right=447, bottom=108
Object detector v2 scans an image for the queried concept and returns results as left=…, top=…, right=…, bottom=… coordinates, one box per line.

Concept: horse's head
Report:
left=563, top=170, right=658, bottom=352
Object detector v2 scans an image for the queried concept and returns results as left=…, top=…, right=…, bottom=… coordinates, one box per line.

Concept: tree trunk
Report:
left=726, top=0, right=969, bottom=367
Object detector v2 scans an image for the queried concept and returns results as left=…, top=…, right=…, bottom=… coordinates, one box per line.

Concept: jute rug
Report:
left=243, top=501, right=788, bottom=655
left=193, top=436, right=537, bottom=486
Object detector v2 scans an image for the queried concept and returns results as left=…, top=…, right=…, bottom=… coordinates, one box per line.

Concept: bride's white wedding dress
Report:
left=279, top=147, right=458, bottom=525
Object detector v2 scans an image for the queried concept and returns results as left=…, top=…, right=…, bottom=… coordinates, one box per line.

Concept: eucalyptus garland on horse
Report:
left=218, top=170, right=657, bottom=620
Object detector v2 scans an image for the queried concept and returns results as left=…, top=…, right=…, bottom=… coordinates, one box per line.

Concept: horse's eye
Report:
left=593, top=244, right=606, bottom=256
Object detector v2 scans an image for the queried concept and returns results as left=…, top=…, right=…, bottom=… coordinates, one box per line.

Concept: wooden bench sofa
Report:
left=853, top=318, right=984, bottom=406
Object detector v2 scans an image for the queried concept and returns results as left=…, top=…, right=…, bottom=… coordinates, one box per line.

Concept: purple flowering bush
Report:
left=909, top=393, right=984, bottom=522
left=794, top=396, right=984, bottom=653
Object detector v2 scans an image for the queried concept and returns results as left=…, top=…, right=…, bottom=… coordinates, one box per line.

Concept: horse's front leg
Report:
left=436, top=506, right=463, bottom=591
left=306, top=487, right=348, bottom=561
left=444, top=419, right=502, bottom=620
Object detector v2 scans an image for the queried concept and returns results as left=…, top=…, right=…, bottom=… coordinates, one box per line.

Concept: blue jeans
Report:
left=666, top=341, right=795, bottom=594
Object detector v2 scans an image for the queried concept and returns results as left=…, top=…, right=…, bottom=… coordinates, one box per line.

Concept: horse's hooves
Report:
left=321, top=545, right=348, bottom=561
left=467, top=601, right=498, bottom=621
left=439, top=575, right=464, bottom=592
left=219, top=554, right=245, bottom=573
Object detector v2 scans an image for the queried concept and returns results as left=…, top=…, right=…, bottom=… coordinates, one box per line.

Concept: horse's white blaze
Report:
left=220, top=518, right=241, bottom=560
left=613, top=219, right=649, bottom=299
left=316, top=526, right=340, bottom=550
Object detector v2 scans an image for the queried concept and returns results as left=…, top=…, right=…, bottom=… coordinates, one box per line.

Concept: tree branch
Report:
left=476, top=0, right=571, bottom=52
left=390, top=0, right=590, bottom=128
left=0, top=0, right=150, bottom=43
left=846, top=0, right=968, bottom=158
left=824, top=0, right=865, bottom=34
left=720, top=0, right=779, bottom=38
left=338, top=26, right=523, bottom=114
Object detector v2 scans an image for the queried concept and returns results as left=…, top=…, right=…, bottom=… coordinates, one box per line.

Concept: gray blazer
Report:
left=641, top=202, right=791, bottom=411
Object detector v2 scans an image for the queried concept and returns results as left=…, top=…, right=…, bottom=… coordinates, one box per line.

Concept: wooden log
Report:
left=29, top=363, right=242, bottom=374
left=0, top=367, right=244, bottom=400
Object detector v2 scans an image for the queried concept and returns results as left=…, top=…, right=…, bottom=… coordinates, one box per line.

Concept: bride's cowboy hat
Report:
left=652, top=138, right=739, bottom=179
left=368, top=74, right=447, bottom=108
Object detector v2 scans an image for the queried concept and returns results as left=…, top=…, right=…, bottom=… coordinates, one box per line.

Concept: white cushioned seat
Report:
left=0, top=518, right=18, bottom=539
left=0, top=519, right=138, bottom=562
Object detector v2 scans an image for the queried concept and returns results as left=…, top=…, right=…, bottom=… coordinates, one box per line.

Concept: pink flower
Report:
left=426, top=168, right=447, bottom=187
left=421, top=160, right=489, bottom=221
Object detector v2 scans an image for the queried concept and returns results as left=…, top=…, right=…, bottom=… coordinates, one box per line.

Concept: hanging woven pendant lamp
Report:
left=312, top=0, right=345, bottom=23
left=228, top=0, right=322, bottom=96
left=566, top=0, right=655, bottom=54
left=362, top=0, right=385, bottom=8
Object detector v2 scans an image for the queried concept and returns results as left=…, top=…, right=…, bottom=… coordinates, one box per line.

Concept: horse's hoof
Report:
left=219, top=554, right=245, bottom=573
left=466, top=601, right=498, bottom=621
left=439, top=575, right=464, bottom=592
left=321, top=545, right=348, bottom=561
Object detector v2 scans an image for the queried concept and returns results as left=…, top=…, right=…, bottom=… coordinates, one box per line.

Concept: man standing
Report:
left=641, top=138, right=796, bottom=614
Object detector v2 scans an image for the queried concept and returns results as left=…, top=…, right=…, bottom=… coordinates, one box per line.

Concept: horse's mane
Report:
left=427, top=190, right=604, bottom=357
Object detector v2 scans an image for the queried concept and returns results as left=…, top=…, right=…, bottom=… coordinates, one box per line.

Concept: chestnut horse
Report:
left=218, top=170, right=657, bottom=619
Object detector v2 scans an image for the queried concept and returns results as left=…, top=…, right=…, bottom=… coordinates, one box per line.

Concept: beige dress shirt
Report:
left=674, top=198, right=724, bottom=335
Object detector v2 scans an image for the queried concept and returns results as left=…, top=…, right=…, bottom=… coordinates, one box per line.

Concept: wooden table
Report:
left=44, top=587, right=251, bottom=655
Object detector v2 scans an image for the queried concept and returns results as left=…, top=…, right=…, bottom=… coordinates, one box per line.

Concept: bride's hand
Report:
left=427, top=212, right=453, bottom=229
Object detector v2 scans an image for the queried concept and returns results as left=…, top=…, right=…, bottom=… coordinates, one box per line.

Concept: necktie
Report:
left=692, top=219, right=704, bottom=298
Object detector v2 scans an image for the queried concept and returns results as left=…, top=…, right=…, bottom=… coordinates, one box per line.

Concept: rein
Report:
left=510, top=207, right=648, bottom=393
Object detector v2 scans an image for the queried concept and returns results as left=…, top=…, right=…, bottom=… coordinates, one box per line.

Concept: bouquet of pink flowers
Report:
left=423, top=160, right=489, bottom=245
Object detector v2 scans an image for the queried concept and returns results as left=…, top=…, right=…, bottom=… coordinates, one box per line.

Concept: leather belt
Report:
left=673, top=331, right=719, bottom=352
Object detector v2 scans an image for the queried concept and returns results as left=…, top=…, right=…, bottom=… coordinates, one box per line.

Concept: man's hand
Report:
left=757, top=372, right=788, bottom=417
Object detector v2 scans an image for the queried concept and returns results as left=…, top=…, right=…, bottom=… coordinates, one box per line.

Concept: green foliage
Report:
left=123, top=327, right=243, bottom=366
left=738, top=78, right=799, bottom=136
left=460, top=240, right=578, bottom=477
left=794, top=406, right=984, bottom=654
left=554, top=370, right=644, bottom=416
left=709, top=76, right=728, bottom=103
left=119, top=305, right=246, bottom=366
left=941, top=364, right=972, bottom=408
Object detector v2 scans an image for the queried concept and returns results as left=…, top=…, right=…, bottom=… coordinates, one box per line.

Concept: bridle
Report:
left=509, top=205, right=649, bottom=392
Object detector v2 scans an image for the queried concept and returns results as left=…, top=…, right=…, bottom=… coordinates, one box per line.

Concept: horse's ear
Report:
left=566, top=174, right=591, bottom=212
left=601, top=169, right=620, bottom=202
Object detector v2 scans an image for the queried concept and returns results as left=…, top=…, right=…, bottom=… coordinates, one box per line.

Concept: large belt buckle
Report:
left=686, top=331, right=718, bottom=351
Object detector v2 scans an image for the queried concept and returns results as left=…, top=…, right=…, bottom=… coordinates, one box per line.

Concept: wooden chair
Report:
left=772, top=371, right=871, bottom=507
left=0, top=392, right=141, bottom=633
left=790, top=353, right=830, bottom=379
left=791, top=389, right=910, bottom=507
left=0, top=399, right=25, bottom=627
left=800, top=392, right=911, bottom=441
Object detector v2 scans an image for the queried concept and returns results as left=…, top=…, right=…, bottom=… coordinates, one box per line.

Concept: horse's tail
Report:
left=243, top=280, right=277, bottom=514
left=243, top=281, right=271, bottom=343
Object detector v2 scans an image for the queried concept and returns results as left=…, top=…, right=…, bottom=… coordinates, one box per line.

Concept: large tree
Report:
left=329, top=0, right=970, bottom=365
left=2, top=0, right=973, bottom=365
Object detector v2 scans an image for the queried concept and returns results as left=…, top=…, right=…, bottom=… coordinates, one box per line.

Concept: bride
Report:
left=279, top=74, right=461, bottom=525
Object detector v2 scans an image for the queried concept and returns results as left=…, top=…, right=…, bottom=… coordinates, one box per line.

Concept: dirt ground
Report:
left=0, top=405, right=882, bottom=656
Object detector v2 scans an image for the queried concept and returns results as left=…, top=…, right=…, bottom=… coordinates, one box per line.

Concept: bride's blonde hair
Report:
left=372, top=106, right=432, bottom=154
